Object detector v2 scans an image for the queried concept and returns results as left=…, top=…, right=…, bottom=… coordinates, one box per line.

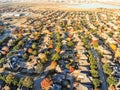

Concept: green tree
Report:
left=35, top=63, right=43, bottom=73
left=23, top=76, right=33, bottom=88
left=90, top=65, right=98, bottom=70
left=32, top=43, right=37, bottom=49
left=12, top=78, right=18, bottom=86
left=52, top=53, right=60, bottom=61
left=18, top=40, right=24, bottom=46
left=0, top=58, right=5, bottom=64
left=107, top=76, right=117, bottom=86
left=67, top=41, right=74, bottom=47
left=56, top=32, right=61, bottom=42
left=56, top=42, right=62, bottom=48
left=0, top=74, right=5, bottom=81
left=39, top=53, right=48, bottom=63
left=13, top=45, right=19, bottom=50
left=90, top=69, right=99, bottom=78
left=5, top=73, right=16, bottom=85
left=6, top=52, right=12, bottom=57
left=17, top=78, right=24, bottom=87
left=93, top=79, right=100, bottom=88
left=32, top=50, right=38, bottom=56
left=103, top=63, right=112, bottom=75
left=23, top=53, right=28, bottom=60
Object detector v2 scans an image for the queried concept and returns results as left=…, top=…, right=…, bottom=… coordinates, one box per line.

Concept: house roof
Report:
left=2, top=85, right=10, bottom=90
left=75, top=83, right=88, bottom=90
left=80, top=54, right=88, bottom=60
left=79, top=60, right=90, bottom=66
left=78, top=73, right=91, bottom=83
left=2, top=46, right=9, bottom=52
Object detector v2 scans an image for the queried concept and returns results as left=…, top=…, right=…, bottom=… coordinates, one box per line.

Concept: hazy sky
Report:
left=100, top=0, right=118, bottom=1
left=0, top=0, right=120, bottom=2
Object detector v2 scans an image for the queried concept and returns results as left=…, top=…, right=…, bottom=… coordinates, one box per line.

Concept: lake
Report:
left=68, top=3, right=120, bottom=9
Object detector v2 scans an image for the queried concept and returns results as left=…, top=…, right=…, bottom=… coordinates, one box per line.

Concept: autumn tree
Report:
left=23, top=76, right=33, bottom=88
left=52, top=53, right=60, bottom=61
left=39, top=53, right=48, bottom=63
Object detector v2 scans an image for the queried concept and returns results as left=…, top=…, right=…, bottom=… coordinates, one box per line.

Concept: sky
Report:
left=99, top=0, right=119, bottom=1
left=0, top=0, right=120, bottom=2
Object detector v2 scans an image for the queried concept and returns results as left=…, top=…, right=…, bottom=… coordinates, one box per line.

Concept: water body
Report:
left=68, top=3, right=120, bottom=9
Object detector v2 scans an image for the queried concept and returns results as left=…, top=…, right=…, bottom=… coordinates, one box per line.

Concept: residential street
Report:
left=91, top=47, right=108, bottom=90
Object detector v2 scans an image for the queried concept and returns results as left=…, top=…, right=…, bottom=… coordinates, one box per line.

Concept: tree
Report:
left=40, top=78, right=51, bottom=90
left=0, top=74, right=5, bottom=81
left=13, top=45, right=19, bottom=50
left=93, top=79, right=100, bottom=88
left=12, top=78, right=18, bottom=86
left=110, top=44, right=117, bottom=51
left=0, top=58, right=5, bottom=64
left=103, top=63, right=112, bottom=75
left=39, top=53, right=48, bottom=63
left=18, top=40, right=24, bottom=46
left=57, top=42, right=62, bottom=48
left=23, top=53, right=28, bottom=60
left=17, top=78, right=24, bottom=87
left=32, top=50, right=38, bottom=56
left=52, top=53, right=60, bottom=61
left=107, top=76, right=117, bottom=86
left=69, top=66, right=75, bottom=73
left=55, top=47, right=61, bottom=53
left=23, top=76, right=33, bottom=88
left=56, top=32, right=61, bottom=42
left=28, top=48, right=33, bottom=54
left=67, top=41, right=74, bottom=47
left=90, top=69, right=99, bottom=78
left=49, top=61, right=57, bottom=70
left=90, top=65, right=98, bottom=70
left=5, top=73, right=16, bottom=85
left=32, top=43, right=37, bottom=49
left=34, top=35, right=39, bottom=40
left=6, top=52, right=12, bottom=58
left=35, top=63, right=43, bottom=73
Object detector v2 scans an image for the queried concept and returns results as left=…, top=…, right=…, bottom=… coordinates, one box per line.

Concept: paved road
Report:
left=91, top=47, right=108, bottom=90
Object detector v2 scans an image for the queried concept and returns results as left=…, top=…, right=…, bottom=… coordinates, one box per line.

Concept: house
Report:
left=2, top=85, right=10, bottom=90
left=103, top=55, right=112, bottom=60
left=2, top=46, right=9, bottom=52
left=75, top=83, right=89, bottom=90
left=116, top=81, right=120, bottom=90
left=26, top=58, right=37, bottom=70
left=107, top=37, right=117, bottom=44
left=103, top=50, right=112, bottom=55
left=80, top=54, right=88, bottom=60
left=79, top=60, right=90, bottom=66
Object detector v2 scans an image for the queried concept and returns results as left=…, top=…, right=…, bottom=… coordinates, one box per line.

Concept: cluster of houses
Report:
left=0, top=5, right=119, bottom=90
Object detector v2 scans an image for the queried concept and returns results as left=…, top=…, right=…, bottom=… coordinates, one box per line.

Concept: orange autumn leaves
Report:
left=69, top=66, right=75, bottom=73
left=40, top=61, right=57, bottom=90
left=55, top=47, right=61, bottom=53
left=40, top=78, right=51, bottom=90
left=49, top=61, right=57, bottom=70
